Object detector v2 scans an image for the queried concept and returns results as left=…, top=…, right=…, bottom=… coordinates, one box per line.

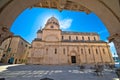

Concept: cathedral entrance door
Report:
left=71, top=56, right=76, bottom=63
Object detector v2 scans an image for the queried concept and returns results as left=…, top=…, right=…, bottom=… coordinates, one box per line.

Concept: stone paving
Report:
left=0, top=64, right=118, bottom=80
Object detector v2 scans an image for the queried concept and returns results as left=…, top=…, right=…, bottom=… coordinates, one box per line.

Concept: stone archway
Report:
left=0, top=0, right=120, bottom=57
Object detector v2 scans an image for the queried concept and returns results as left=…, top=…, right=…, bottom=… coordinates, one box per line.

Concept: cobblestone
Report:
left=0, top=64, right=118, bottom=80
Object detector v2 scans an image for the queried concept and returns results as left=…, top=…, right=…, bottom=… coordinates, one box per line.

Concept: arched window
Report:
left=82, top=37, right=84, bottom=40
left=103, top=49, right=105, bottom=54
left=76, top=36, right=78, bottom=40
left=21, top=42, right=23, bottom=45
left=46, top=48, right=48, bottom=54
left=88, top=37, right=90, bottom=41
left=46, top=48, right=48, bottom=51
left=63, top=48, right=65, bottom=54
left=51, top=26, right=54, bottom=28
left=62, top=36, right=64, bottom=40
left=96, top=49, right=98, bottom=54
left=81, top=48, right=83, bottom=54
left=69, top=36, right=71, bottom=40
left=4, top=45, right=8, bottom=50
left=55, top=48, right=57, bottom=54
left=88, top=49, right=91, bottom=54
left=94, top=37, right=96, bottom=41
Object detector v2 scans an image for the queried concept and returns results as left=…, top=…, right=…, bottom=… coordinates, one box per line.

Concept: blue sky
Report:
left=10, top=8, right=117, bottom=55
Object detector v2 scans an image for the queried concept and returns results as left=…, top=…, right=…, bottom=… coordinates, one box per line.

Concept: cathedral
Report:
left=27, top=17, right=114, bottom=65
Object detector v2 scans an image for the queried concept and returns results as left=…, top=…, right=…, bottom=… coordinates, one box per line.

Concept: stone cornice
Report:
left=33, top=0, right=91, bottom=14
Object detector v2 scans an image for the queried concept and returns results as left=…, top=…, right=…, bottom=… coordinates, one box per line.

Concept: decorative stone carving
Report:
left=33, top=0, right=91, bottom=14
left=0, top=25, right=13, bottom=45
left=109, top=33, right=120, bottom=59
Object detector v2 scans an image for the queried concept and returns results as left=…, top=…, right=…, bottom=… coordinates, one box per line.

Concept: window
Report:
left=62, top=36, right=64, bottom=40
left=7, top=48, right=11, bottom=52
left=55, top=48, right=57, bottom=54
left=76, top=36, right=78, bottom=40
left=5, top=45, right=7, bottom=49
left=2, top=54, right=5, bottom=57
left=46, top=48, right=48, bottom=54
left=103, top=49, right=105, bottom=54
left=25, top=44, right=27, bottom=47
left=69, top=36, right=71, bottom=40
left=46, top=48, right=48, bottom=51
left=55, top=22, right=58, bottom=25
left=53, top=22, right=55, bottom=24
left=88, top=49, right=90, bottom=54
left=82, top=37, right=84, bottom=40
left=21, top=42, right=23, bottom=45
left=63, top=48, right=65, bottom=54
left=81, top=49, right=83, bottom=54
left=51, top=26, right=54, bottom=28
left=94, top=37, right=96, bottom=41
left=96, top=49, right=98, bottom=54
left=88, top=37, right=90, bottom=41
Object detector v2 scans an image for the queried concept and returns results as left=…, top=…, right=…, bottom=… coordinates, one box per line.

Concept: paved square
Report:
left=0, top=64, right=118, bottom=80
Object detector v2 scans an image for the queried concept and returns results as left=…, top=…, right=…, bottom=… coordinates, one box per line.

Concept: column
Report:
left=109, top=33, right=120, bottom=59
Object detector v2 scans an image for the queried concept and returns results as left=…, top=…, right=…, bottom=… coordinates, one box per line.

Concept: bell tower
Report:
left=42, top=17, right=61, bottom=42
left=43, top=16, right=60, bottom=30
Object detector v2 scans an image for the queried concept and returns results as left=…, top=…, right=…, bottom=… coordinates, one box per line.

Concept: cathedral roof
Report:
left=33, top=38, right=42, bottom=41
left=37, top=29, right=42, bottom=33
left=46, top=16, right=59, bottom=26
left=62, top=31, right=98, bottom=35
left=61, top=40, right=106, bottom=43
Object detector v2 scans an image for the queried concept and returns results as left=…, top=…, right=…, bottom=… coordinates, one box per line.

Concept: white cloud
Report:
left=60, top=19, right=72, bottom=30
left=98, top=29, right=107, bottom=34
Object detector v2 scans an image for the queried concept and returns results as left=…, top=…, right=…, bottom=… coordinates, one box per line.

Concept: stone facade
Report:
left=27, top=17, right=114, bottom=65
left=0, top=36, right=30, bottom=64
left=0, top=47, right=4, bottom=62
left=0, top=0, right=120, bottom=59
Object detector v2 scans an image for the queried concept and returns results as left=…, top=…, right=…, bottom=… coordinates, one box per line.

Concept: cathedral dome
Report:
left=46, top=16, right=59, bottom=26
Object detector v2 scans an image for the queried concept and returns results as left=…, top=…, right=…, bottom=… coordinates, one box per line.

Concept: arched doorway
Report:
left=0, top=0, right=120, bottom=58
left=15, top=59, right=17, bottom=64
left=8, top=57, right=14, bottom=64
left=70, top=51, right=77, bottom=64
left=71, top=56, right=76, bottom=63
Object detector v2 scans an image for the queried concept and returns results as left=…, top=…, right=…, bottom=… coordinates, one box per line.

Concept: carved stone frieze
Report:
left=33, top=0, right=91, bottom=14
left=0, top=25, right=13, bottom=45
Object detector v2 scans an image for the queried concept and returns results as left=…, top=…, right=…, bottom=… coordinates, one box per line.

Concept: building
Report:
left=27, top=17, right=114, bottom=65
left=0, top=47, right=4, bottom=62
left=0, top=36, right=30, bottom=64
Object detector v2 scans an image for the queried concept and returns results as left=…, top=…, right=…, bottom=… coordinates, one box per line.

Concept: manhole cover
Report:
left=40, top=77, right=54, bottom=80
